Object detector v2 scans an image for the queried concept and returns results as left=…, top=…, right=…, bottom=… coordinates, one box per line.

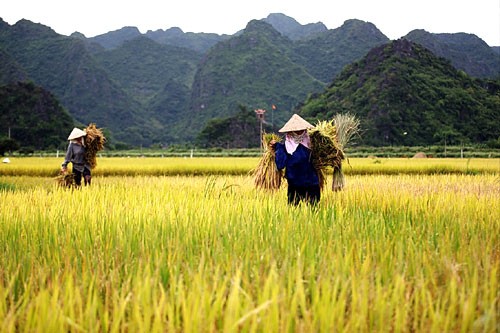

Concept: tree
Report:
left=0, top=137, right=20, bottom=156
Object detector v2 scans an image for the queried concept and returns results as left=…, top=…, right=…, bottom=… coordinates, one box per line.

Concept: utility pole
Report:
left=444, top=136, right=447, bottom=158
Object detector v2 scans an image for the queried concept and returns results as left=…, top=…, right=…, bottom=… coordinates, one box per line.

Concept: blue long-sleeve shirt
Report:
left=274, top=142, right=319, bottom=187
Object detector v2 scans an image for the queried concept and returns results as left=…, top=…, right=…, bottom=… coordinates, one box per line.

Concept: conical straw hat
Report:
left=278, top=114, right=314, bottom=133
left=67, top=128, right=87, bottom=140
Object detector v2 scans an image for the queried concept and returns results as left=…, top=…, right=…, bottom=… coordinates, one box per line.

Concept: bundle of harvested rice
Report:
left=332, top=166, right=345, bottom=192
left=252, top=132, right=283, bottom=191
left=308, top=114, right=360, bottom=191
left=84, top=123, right=106, bottom=169
left=308, top=120, right=344, bottom=191
left=332, top=113, right=360, bottom=191
left=326, top=113, right=360, bottom=191
left=309, top=120, right=344, bottom=168
left=54, top=172, right=75, bottom=188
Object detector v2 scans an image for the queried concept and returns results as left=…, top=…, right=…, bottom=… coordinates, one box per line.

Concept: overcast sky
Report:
left=1, top=0, right=499, bottom=46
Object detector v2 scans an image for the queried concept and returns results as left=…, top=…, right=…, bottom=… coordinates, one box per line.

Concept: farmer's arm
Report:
left=273, top=142, right=287, bottom=170
left=61, top=143, right=73, bottom=171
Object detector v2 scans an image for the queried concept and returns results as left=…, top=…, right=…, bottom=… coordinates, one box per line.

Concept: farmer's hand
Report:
left=61, top=166, right=67, bottom=173
left=268, top=139, right=277, bottom=150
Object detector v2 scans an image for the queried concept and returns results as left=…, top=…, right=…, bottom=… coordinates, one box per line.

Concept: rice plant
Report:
left=0, top=171, right=498, bottom=332
left=1, top=157, right=498, bottom=177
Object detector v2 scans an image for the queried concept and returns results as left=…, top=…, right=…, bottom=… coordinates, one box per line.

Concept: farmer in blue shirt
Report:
left=269, top=114, right=320, bottom=205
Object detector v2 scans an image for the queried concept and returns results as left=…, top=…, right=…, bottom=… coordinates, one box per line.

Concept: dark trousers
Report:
left=287, top=184, right=320, bottom=206
left=74, top=167, right=91, bottom=186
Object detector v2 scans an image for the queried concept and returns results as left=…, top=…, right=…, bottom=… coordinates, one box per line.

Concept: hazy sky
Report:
left=1, top=0, right=499, bottom=46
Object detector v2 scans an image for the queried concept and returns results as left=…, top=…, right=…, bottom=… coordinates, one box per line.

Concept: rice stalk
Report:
left=84, top=123, right=106, bottom=169
left=332, top=166, right=345, bottom=191
left=252, top=133, right=283, bottom=191
left=333, top=113, right=360, bottom=150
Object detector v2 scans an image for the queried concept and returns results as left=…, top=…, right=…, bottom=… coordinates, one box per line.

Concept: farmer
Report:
left=61, top=127, right=92, bottom=186
left=269, top=114, right=320, bottom=205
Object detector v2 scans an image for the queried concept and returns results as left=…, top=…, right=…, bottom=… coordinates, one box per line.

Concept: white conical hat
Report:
left=67, top=128, right=87, bottom=140
left=278, top=114, right=314, bottom=133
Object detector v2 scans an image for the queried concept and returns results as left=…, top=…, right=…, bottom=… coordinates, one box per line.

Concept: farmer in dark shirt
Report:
left=61, top=128, right=91, bottom=186
left=269, top=114, right=320, bottom=205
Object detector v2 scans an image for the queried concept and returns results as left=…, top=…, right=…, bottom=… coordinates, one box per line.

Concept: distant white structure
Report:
left=2, top=158, right=11, bottom=163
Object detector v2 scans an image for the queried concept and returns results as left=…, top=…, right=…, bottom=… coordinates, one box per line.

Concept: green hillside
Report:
left=0, top=48, right=28, bottom=83
left=93, top=35, right=201, bottom=109
left=0, top=82, right=74, bottom=150
left=262, top=13, right=327, bottom=40
left=291, top=19, right=390, bottom=83
left=300, top=39, right=500, bottom=146
left=144, top=27, right=229, bottom=53
left=184, top=20, right=325, bottom=140
left=405, top=29, right=500, bottom=79
left=196, top=105, right=263, bottom=148
left=88, top=26, right=141, bottom=49
left=1, top=15, right=499, bottom=149
left=0, top=19, right=160, bottom=146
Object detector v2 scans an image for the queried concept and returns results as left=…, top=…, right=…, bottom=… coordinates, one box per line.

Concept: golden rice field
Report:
left=0, top=157, right=499, bottom=332
left=0, top=156, right=499, bottom=177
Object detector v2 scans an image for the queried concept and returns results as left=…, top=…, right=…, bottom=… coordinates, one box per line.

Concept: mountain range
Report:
left=0, top=13, right=498, bottom=149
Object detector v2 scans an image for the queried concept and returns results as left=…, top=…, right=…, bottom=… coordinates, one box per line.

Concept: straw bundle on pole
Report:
left=252, top=132, right=283, bottom=191
left=84, top=123, right=106, bottom=169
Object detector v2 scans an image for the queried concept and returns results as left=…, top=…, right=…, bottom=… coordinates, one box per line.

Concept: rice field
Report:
left=0, top=157, right=499, bottom=332
left=1, top=156, right=498, bottom=177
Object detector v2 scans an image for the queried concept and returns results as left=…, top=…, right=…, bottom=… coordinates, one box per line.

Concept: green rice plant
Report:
left=0, top=182, right=16, bottom=191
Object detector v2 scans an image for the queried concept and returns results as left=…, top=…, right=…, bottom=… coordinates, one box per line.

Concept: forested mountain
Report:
left=93, top=36, right=202, bottom=143
left=145, top=27, right=230, bottom=54
left=0, top=48, right=28, bottom=83
left=0, top=19, right=161, bottom=145
left=291, top=19, right=390, bottom=83
left=89, top=26, right=142, bottom=49
left=404, top=30, right=500, bottom=78
left=299, top=39, right=500, bottom=146
left=262, top=13, right=327, bottom=40
left=196, top=105, right=263, bottom=148
left=94, top=36, right=201, bottom=102
left=0, top=82, right=74, bottom=150
left=86, top=13, right=329, bottom=53
left=0, top=14, right=498, bottom=149
left=183, top=20, right=325, bottom=140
